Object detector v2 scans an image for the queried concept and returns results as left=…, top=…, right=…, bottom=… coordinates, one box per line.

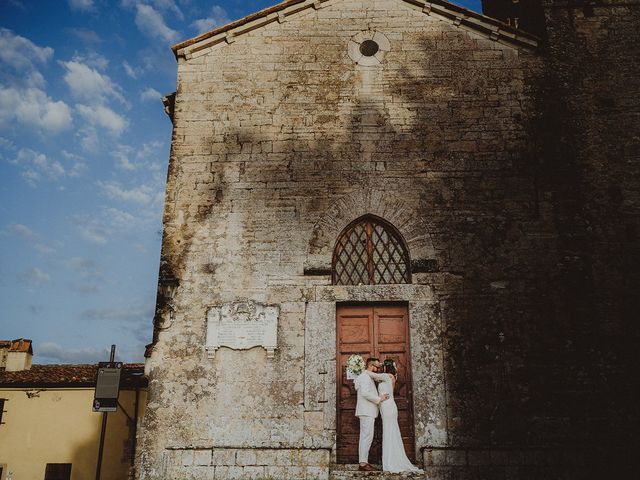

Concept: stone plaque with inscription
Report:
left=205, top=301, right=278, bottom=358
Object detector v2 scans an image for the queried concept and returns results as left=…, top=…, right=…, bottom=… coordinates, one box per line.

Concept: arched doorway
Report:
left=333, top=216, right=415, bottom=464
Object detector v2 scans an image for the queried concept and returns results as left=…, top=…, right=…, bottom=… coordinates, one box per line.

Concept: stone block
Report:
left=242, top=466, right=266, bottom=478
left=289, top=449, right=304, bottom=466
left=467, top=449, right=491, bottom=466
left=304, top=411, right=324, bottom=432
left=285, top=466, right=306, bottom=478
left=300, top=449, right=329, bottom=466
left=165, top=465, right=188, bottom=478
left=186, top=466, right=215, bottom=480
left=445, top=448, right=467, bottom=466
left=505, top=450, right=525, bottom=466
left=182, top=450, right=195, bottom=466
left=194, top=449, right=212, bottom=466
left=305, top=465, right=329, bottom=480
left=490, top=449, right=509, bottom=466
left=213, top=466, right=244, bottom=479
left=265, top=466, right=290, bottom=478
left=211, top=448, right=236, bottom=466
left=425, top=448, right=447, bottom=466
left=254, top=449, right=278, bottom=465
left=275, top=449, right=293, bottom=466
left=235, top=449, right=257, bottom=466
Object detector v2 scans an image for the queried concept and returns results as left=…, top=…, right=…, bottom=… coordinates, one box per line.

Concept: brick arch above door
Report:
left=306, top=189, right=436, bottom=272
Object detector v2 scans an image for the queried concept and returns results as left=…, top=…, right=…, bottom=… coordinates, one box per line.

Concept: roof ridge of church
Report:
left=172, top=0, right=539, bottom=60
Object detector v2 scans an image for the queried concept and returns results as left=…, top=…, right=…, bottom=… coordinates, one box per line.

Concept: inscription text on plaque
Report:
left=206, top=301, right=278, bottom=358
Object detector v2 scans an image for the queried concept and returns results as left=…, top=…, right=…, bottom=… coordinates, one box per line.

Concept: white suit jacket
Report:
left=354, top=371, right=387, bottom=418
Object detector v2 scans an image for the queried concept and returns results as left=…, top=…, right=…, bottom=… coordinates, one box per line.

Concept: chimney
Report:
left=5, top=338, right=33, bottom=372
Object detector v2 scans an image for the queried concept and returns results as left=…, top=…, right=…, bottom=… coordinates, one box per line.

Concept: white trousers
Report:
left=358, top=416, right=375, bottom=464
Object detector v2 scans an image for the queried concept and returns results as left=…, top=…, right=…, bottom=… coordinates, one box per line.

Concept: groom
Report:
left=354, top=357, right=389, bottom=471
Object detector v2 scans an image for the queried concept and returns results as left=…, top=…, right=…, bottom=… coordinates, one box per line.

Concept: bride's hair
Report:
left=383, top=359, right=397, bottom=376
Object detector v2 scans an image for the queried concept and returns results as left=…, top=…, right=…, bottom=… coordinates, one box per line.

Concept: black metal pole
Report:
left=95, top=345, right=116, bottom=480
left=131, top=386, right=140, bottom=476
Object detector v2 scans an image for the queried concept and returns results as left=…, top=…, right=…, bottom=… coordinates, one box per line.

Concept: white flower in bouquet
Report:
left=347, top=354, right=365, bottom=377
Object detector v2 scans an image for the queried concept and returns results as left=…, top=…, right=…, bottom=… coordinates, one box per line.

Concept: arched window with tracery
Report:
left=332, top=215, right=411, bottom=285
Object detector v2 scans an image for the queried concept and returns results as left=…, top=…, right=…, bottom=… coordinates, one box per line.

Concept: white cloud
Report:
left=134, top=243, right=148, bottom=253
left=112, top=145, right=136, bottom=170
left=105, top=207, right=137, bottom=226
left=75, top=52, right=109, bottom=70
left=18, top=267, right=50, bottom=285
left=38, top=342, right=110, bottom=363
left=73, top=284, right=102, bottom=294
left=65, top=256, right=104, bottom=293
left=4, top=224, right=57, bottom=255
left=76, top=104, right=128, bottom=136
left=72, top=204, right=147, bottom=244
left=61, top=60, right=126, bottom=106
left=0, top=28, right=53, bottom=88
left=72, top=214, right=108, bottom=244
left=68, top=0, right=94, bottom=11
left=7, top=223, right=35, bottom=238
left=10, top=148, right=66, bottom=186
left=62, top=150, right=88, bottom=177
left=69, top=161, right=88, bottom=177
left=134, top=4, right=180, bottom=43
left=67, top=28, right=102, bottom=44
left=191, top=5, right=231, bottom=34
left=66, top=256, right=97, bottom=270
left=123, top=60, right=141, bottom=79
left=140, top=87, right=162, bottom=102
left=6, top=0, right=26, bottom=9
left=0, top=29, right=52, bottom=133
left=0, top=137, right=16, bottom=151
left=121, top=0, right=184, bottom=20
left=139, top=139, right=163, bottom=154
left=34, top=243, right=56, bottom=255
left=81, top=303, right=153, bottom=323
left=97, top=180, right=155, bottom=204
left=0, top=86, right=72, bottom=134
left=58, top=57, right=127, bottom=151
left=153, top=0, right=184, bottom=20
left=77, top=126, right=99, bottom=151
left=111, top=141, right=163, bottom=171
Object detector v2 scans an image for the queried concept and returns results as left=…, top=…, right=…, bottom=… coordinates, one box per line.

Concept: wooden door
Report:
left=336, top=304, right=415, bottom=464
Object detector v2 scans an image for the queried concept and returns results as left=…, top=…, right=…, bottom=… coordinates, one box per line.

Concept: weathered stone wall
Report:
left=136, top=0, right=639, bottom=479
left=531, top=1, right=640, bottom=477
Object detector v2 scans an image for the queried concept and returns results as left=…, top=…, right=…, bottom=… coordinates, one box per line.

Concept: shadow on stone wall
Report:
left=155, top=11, right=639, bottom=478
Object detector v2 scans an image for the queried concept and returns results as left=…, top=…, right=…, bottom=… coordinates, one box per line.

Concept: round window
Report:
left=359, top=39, right=379, bottom=57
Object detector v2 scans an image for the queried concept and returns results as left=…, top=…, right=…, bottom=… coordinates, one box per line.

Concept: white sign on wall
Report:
left=205, top=301, right=278, bottom=358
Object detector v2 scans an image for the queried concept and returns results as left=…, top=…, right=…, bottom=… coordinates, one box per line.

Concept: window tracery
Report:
left=332, top=215, right=411, bottom=285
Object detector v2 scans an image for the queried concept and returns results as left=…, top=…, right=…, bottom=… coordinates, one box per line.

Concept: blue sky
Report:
left=0, top=0, right=480, bottom=364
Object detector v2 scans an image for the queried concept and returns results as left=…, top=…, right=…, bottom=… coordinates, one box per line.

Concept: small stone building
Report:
left=137, top=1, right=640, bottom=479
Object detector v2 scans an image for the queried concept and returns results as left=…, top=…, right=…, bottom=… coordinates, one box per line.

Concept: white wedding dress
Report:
left=378, top=374, right=423, bottom=473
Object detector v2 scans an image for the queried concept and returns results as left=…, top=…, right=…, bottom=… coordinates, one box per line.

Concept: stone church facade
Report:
left=136, top=1, right=639, bottom=479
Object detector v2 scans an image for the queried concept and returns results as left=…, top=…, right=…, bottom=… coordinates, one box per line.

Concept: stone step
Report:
left=329, top=464, right=427, bottom=480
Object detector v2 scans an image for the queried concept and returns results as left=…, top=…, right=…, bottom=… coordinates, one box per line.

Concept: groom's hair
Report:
left=366, top=357, right=379, bottom=367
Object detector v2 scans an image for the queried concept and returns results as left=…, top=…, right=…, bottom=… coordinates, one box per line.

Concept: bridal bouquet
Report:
left=346, top=354, right=365, bottom=377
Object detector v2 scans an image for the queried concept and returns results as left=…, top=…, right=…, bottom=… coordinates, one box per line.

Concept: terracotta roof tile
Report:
left=0, top=338, right=32, bottom=352
left=10, top=338, right=33, bottom=353
left=0, top=363, right=147, bottom=389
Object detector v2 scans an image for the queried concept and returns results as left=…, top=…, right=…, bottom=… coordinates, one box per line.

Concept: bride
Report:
left=378, top=360, right=423, bottom=473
